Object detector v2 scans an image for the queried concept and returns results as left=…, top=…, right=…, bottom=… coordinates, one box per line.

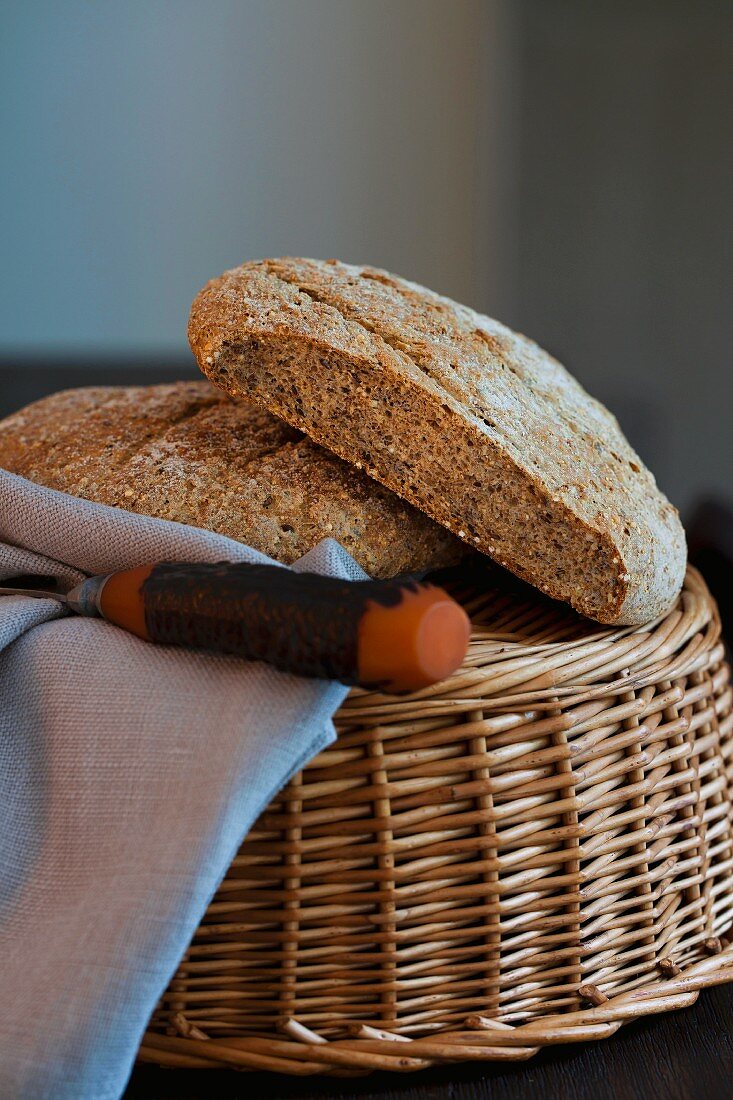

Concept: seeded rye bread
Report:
left=0, top=382, right=465, bottom=578
left=189, top=257, right=686, bottom=624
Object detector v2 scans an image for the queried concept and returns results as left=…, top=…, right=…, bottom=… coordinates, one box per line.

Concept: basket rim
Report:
left=340, top=565, right=719, bottom=722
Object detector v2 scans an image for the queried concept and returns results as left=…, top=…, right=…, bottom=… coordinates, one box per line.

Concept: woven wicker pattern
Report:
left=143, top=565, right=733, bottom=1073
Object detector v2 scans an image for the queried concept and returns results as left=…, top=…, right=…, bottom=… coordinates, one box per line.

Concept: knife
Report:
left=0, top=562, right=470, bottom=694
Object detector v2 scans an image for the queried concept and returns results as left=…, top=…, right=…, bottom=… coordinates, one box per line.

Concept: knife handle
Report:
left=70, top=562, right=470, bottom=694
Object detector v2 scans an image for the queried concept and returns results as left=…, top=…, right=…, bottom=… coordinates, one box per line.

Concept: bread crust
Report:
left=189, top=258, right=686, bottom=624
left=0, top=381, right=465, bottom=579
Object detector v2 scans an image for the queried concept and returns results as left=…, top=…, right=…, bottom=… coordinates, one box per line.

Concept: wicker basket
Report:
left=140, top=564, right=733, bottom=1074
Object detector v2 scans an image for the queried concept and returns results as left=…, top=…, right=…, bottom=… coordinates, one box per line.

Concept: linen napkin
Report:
left=0, top=468, right=365, bottom=1100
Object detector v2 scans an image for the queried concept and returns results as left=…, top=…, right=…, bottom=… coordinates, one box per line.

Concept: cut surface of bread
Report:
left=189, top=257, right=686, bottom=624
left=0, top=381, right=465, bottom=579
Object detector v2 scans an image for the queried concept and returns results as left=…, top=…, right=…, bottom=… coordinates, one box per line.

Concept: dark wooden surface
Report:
left=1, top=357, right=198, bottom=420
left=4, top=362, right=732, bottom=1100
left=124, top=984, right=733, bottom=1100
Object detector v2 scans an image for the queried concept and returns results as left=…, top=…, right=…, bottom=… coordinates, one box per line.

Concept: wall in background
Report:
left=0, top=0, right=514, bottom=355
left=1, top=0, right=730, bottom=516
left=513, top=0, right=733, bottom=512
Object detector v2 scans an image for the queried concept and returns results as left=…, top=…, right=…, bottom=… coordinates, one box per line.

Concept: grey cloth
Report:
left=0, top=469, right=363, bottom=1099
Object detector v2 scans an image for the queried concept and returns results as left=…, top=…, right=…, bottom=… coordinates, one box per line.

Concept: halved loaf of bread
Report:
left=0, top=381, right=465, bottom=579
left=189, top=257, right=686, bottom=624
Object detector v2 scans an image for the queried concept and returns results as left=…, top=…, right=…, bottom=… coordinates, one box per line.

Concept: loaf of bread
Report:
left=0, top=381, right=465, bottom=578
left=189, top=257, right=686, bottom=624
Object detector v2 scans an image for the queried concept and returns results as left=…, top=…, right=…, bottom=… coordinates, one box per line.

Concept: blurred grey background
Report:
left=1, top=0, right=731, bottom=516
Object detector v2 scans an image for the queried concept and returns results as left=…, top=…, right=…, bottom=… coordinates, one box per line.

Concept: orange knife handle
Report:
left=73, top=562, right=470, bottom=693
left=98, top=564, right=155, bottom=638
left=357, top=584, right=471, bottom=693
left=66, top=565, right=153, bottom=634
